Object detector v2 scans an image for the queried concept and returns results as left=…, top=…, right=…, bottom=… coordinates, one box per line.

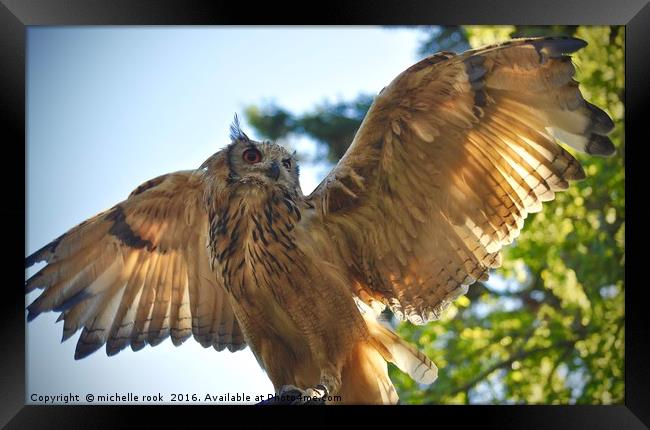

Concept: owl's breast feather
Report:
left=208, top=187, right=305, bottom=300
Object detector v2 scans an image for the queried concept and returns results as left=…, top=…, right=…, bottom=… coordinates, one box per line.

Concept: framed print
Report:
left=3, top=0, right=648, bottom=427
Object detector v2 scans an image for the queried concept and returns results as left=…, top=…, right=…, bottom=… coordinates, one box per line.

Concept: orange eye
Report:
left=242, top=148, right=262, bottom=164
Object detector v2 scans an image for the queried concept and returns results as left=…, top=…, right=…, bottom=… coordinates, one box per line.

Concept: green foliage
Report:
left=245, top=95, right=374, bottom=163
left=510, top=25, right=579, bottom=38
left=245, top=26, right=625, bottom=404
left=245, top=104, right=295, bottom=142
left=415, top=26, right=470, bottom=56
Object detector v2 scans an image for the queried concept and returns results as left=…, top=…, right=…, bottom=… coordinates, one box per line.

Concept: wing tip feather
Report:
left=586, top=134, right=616, bottom=157
left=530, top=36, right=587, bottom=57
left=26, top=308, right=39, bottom=322
left=25, top=235, right=63, bottom=268
left=74, top=340, right=103, bottom=360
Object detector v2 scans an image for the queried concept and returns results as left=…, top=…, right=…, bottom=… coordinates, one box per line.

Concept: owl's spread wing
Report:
left=25, top=170, right=246, bottom=359
left=307, top=37, right=615, bottom=324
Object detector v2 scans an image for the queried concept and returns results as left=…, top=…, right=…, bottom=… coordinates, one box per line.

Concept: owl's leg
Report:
left=276, top=366, right=341, bottom=404
left=274, top=384, right=326, bottom=404
left=316, top=366, right=341, bottom=399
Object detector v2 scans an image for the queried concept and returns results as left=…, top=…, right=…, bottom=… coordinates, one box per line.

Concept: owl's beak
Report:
left=266, top=161, right=281, bottom=181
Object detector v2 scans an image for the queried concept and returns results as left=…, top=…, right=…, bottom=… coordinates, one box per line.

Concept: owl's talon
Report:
left=278, top=384, right=304, bottom=401
left=293, top=385, right=327, bottom=404
left=276, top=384, right=327, bottom=404
left=315, top=384, right=329, bottom=397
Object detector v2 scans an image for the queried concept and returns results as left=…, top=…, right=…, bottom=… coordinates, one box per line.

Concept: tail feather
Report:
left=363, top=312, right=438, bottom=385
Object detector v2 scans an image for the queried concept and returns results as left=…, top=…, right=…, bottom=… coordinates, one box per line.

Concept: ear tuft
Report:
left=229, top=113, right=250, bottom=142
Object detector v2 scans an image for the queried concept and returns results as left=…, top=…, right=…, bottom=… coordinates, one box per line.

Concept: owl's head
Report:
left=203, top=116, right=302, bottom=198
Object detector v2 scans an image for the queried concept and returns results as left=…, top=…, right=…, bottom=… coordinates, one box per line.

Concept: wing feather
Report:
left=307, top=37, right=615, bottom=324
left=25, top=170, right=247, bottom=358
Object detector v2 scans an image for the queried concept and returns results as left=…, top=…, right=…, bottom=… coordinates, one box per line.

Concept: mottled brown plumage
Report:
left=25, top=37, right=615, bottom=404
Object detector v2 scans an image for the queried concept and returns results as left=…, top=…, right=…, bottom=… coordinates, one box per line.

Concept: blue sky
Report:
left=25, top=26, right=423, bottom=404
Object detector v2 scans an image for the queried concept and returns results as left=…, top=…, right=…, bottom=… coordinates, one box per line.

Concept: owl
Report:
left=25, top=37, right=615, bottom=404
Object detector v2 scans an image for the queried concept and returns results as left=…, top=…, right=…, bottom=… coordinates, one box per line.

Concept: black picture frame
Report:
left=3, top=0, right=648, bottom=427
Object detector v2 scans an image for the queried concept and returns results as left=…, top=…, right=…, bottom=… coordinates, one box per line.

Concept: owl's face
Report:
left=201, top=118, right=303, bottom=199
left=226, top=138, right=300, bottom=194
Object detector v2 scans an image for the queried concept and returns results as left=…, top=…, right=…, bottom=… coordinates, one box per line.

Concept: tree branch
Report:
left=448, top=337, right=584, bottom=397
left=545, top=344, right=574, bottom=398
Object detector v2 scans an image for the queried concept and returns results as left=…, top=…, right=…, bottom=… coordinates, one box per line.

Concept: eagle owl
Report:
left=25, top=37, right=615, bottom=404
